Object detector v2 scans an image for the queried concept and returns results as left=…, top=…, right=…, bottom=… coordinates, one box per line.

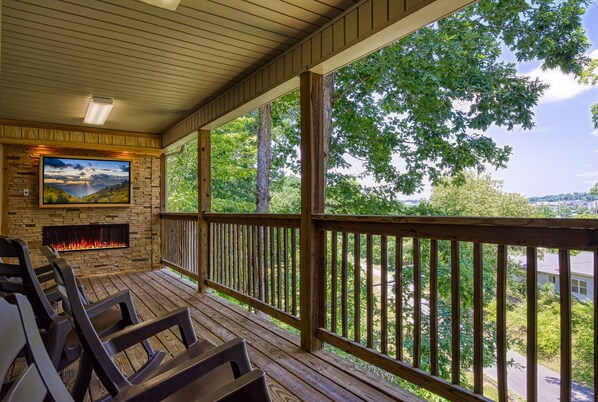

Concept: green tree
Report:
left=428, top=172, right=536, bottom=217
left=508, top=285, right=595, bottom=386
left=580, top=56, right=598, bottom=128
left=589, top=182, right=598, bottom=196
left=211, top=114, right=259, bottom=213
left=272, top=0, right=591, bottom=203
left=166, top=140, right=198, bottom=212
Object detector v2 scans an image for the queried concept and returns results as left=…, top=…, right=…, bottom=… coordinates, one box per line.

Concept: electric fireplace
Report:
left=42, top=224, right=129, bottom=252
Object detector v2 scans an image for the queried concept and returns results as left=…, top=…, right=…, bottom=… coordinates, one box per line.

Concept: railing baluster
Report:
left=292, top=228, right=297, bottom=316
left=473, top=242, right=484, bottom=394
left=594, top=251, right=598, bottom=398
left=366, top=234, right=374, bottom=349
left=331, top=231, right=338, bottom=333
left=256, top=226, right=263, bottom=302
left=396, top=236, right=403, bottom=361
left=277, top=227, right=282, bottom=310
left=230, top=224, right=234, bottom=288
left=560, top=249, right=572, bottom=402
left=430, top=239, right=439, bottom=376
left=526, top=247, right=537, bottom=402
left=234, top=223, right=239, bottom=290
left=219, top=223, right=224, bottom=285
left=381, top=235, right=388, bottom=355
left=240, top=224, right=245, bottom=292
left=244, top=225, right=249, bottom=292
left=229, top=224, right=239, bottom=289
left=270, top=227, right=275, bottom=306
left=451, top=240, right=460, bottom=385
left=413, top=237, right=421, bottom=368
left=263, top=226, right=269, bottom=303
left=253, top=225, right=258, bottom=297
left=497, top=244, right=508, bottom=402
left=284, top=227, right=289, bottom=313
left=354, top=233, right=361, bottom=343
left=341, top=232, right=348, bottom=338
left=595, top=251, right=598, bottom=399
left=247, top=225, right=251, bottom=295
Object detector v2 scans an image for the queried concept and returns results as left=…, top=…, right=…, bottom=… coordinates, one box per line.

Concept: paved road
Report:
left=485, top=351, right=594, bottom=401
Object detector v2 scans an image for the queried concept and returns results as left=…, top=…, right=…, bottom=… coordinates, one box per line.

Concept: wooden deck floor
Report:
left=68, top=269, right=421, bottom=401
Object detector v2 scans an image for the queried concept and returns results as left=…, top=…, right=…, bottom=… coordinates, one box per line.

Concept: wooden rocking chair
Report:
left=0, top=237, right=162, bottom=398
left=0, top=293, right=270, bottom=402
left=51, top=257, right=271, bottom=402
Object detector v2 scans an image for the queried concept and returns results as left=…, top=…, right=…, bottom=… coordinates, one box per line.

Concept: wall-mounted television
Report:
left=40, top=155, right=131, bottom=208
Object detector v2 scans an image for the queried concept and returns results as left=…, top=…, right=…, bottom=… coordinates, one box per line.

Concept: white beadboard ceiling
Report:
left=0, top=0, right=357, bottom=133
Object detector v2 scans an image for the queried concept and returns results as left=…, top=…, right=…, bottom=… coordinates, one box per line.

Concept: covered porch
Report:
left=0, top=0, right=597, bottom=401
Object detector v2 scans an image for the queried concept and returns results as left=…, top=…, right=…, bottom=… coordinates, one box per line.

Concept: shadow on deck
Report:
left=70, top=269, right=420, bottom=402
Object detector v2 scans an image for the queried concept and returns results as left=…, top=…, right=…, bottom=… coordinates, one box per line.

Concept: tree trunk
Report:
left=255, top=103, right=272, bottom=318
left=256, top=103, right=272, bottom=213
left=322, top=72, right=334, bottom=182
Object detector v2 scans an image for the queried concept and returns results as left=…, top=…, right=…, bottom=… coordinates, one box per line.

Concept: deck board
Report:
left=60, top=269, right=420, bottom=402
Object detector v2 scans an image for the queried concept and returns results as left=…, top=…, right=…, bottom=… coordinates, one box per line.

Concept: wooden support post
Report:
left=198, top=129, right=211, bottom=293
left=299, top=71, right=325, bottom=352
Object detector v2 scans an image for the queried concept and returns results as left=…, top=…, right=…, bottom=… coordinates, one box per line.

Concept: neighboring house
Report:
left=536, top=252, right=594, bottom=301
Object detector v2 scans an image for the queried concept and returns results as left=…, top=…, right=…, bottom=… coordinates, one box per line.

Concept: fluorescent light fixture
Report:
left=136, top=0, right=181, bottom=11
left=84, top=97, right=114, bottom=125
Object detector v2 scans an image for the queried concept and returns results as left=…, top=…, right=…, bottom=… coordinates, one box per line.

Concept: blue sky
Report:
left=485, top=3, right=598, bottom=198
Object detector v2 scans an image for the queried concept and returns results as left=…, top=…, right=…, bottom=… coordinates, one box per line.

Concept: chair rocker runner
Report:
left=0, top=293, right=270, bottom=402
left=51, top=257, right=271, bottom=402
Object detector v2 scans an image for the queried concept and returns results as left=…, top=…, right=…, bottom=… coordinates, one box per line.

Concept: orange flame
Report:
left=50, top=239, right=128, bottom=251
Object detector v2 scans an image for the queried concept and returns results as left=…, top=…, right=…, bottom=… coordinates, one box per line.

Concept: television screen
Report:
left=40, top=156, right=131, bottom=207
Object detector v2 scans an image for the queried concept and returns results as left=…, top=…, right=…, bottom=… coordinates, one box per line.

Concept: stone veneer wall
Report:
left=5, top=144, right=161, bottom=277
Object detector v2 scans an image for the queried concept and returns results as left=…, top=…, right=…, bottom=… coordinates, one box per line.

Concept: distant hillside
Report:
left=528, top=192, right=598, bottom=203
left=43, top=185, right=78, bottom=204
left=43, top=180, right=129, bottom=204
left=81, top=181, right=130, bottom=203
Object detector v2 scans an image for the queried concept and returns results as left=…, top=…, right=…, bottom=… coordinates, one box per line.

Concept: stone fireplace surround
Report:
left=4, top=143, right=161, bottom=277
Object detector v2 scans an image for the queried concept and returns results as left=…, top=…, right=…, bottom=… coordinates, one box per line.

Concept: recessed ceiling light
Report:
left=136, top=0, right=181, bottom=11
left=84, top=97, right=114, bottom=125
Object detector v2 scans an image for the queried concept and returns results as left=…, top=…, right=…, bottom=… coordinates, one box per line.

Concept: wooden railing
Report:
left=205, top=214, right=301, bottom=329
left=160, top=213, right=199, bottom=279
left=314, top=215, right=598, bottom=402
left=160, top=212, right=597, bottom=402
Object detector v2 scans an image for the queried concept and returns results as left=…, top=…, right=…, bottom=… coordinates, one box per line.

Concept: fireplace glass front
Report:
left=42, top=223, right=129, bottom=252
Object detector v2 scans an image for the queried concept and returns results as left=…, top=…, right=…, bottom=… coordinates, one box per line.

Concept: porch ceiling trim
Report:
left=161, top=0, right=476, bottom=148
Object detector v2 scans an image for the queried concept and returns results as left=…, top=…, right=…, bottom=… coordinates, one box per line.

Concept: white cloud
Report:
left=526, top=67, right=593, bottom=103
left=576, top=170, right=598, bottom=178
left=590, top=49, right=598, bottom=59
left=592, top=129, right=598, bottom=137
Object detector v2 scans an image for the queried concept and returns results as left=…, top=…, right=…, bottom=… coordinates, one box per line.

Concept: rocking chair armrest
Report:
left=34, top=264, right=54, bottom=276
left=0, top=281, right=24, bottom=293
left=104, top=307, right=197, bottom=353
left=0, top=264, right=21, bottom=278
left=84, top=290, right=133, bottom=318
left=112, top=338, right=255, bottom=402
left=37, top=272, right=55, bottom=284
left=194, top=369, right=270, bottom=402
